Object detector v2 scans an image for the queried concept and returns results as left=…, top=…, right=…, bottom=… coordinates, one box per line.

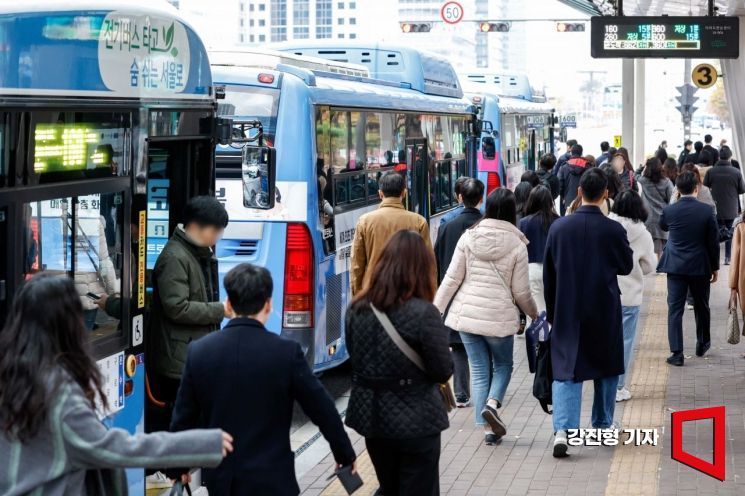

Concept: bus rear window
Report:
left=218, top=86, right=279, bottom=146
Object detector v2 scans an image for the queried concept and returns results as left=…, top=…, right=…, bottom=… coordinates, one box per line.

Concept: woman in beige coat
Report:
left=729, top=216, right=745, bottom=322
left=434, top=188, right=538, bottom=446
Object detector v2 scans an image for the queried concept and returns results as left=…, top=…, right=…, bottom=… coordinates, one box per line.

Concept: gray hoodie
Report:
left=0, top=372, right=223, bottom=496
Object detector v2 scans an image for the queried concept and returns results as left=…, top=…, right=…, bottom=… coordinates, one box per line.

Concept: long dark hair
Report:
left=643, top=157, right=664, bottom=183
left=663, top=158, right=679, bottom=183
left=514, top=182, right=533, bottom=218
left=352, top=230, right=436, bottom=312
left=484, top=187, right=517, bottom=226
left=612, top=189, right=649, bottom=223
left=524, top=185, right=558, bottom=231
left=616, top=147, right=634, bottom=172
left=0, top=274, right=107, bottom=441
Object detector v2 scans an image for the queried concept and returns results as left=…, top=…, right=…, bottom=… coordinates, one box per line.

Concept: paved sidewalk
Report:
left=300, top=266, right=745, bottom=495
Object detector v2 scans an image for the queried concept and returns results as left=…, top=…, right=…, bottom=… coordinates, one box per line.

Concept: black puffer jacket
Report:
left=345, top=298, right=453, bottom=439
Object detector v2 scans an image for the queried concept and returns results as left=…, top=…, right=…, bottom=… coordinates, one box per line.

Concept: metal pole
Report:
left=708, top=0, right=714, bottom=16
left=618, top=0, right=624, bottom=16
left=683, top=58, right=692, bottom=142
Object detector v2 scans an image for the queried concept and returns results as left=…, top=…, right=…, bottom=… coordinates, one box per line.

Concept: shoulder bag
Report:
left=370, top=304, right=457, bottom=412
left=727, top=292, right=741, bottom=345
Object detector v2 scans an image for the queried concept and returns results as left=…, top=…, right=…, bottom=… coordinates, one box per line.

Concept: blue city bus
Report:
left=0, top=2, right=221, bottom=493
left=212, top=47, right=477, bottom=372
left=462, top=72, right=556, bottom=192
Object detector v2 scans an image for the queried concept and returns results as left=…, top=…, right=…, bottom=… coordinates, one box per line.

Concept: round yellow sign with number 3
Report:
left=692, top=63, right=718, bottom=89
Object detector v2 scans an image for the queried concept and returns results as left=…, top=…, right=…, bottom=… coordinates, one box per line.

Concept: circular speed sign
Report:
left=441, top=1, right=464, bottom=25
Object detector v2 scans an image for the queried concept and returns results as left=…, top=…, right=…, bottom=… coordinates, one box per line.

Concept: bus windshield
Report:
left=219, top=86, right=279, bottom=146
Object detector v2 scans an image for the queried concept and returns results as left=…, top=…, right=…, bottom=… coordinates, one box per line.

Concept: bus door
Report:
left=405, top=138, right=429, bottom=220
left=0, top=179, right=131, bottom=352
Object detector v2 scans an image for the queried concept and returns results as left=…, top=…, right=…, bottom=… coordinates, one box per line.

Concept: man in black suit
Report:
left=658, top=172, right=720, bottom=366
left=171, top=263, right=356, bottom=495
left=703, top=134, right=720, bottom=164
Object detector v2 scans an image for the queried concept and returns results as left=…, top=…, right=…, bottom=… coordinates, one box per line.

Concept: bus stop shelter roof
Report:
left=557, top=0, right=739, bottom=16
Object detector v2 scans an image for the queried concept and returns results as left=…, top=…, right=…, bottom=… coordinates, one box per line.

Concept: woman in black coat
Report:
left=345, top=230, right=453, bottom=496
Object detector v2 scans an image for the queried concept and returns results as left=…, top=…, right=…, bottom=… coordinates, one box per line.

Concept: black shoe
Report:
left=481, top=405, right=507, bottom=437
left=455, top=396, right=470, bottom=408
left=725, top=258, right=731, bottom=265
left=696, top=342, right=711, bottom=357
left=666, top=353, right=684, bottom=366
left=484, top=433, right=501, bottom=446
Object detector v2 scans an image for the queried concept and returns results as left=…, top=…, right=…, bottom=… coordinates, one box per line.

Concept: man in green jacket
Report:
left=148, top=195, right=228, bottom=431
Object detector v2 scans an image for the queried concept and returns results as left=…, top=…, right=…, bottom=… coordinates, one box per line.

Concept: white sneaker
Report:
left=145, top=471, right=173, bottom=489
left=553, top=430, right=569, bottom=458
left=686, top=304, right=694, bottom=310
left=615, top=388, right=631, bottom=402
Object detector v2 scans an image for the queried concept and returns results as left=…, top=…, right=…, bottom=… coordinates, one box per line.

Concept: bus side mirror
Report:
left=482, top=136, right=496, bottom=160
left=242, top=145, right=277, bottom=209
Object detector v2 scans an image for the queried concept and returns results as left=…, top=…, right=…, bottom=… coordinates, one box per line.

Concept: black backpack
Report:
left=533, top=338, right=553, bottom=414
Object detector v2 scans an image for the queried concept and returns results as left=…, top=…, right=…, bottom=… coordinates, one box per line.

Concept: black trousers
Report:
left=667, top=274, right=711, bottom=353
left=366, top=433, right=441, bottom=496
left=451, top=343, right=470, bottom=401
left=145, top=372, right=181, bottom=433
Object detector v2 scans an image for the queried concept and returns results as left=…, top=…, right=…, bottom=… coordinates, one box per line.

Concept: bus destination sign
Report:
left=591, top=16, right=739, bottom=59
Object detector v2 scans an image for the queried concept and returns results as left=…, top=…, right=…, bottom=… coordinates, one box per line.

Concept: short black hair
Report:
left=520, top=170, right=540, bottom=187
left=600, top=141, right=610, bottom=152
left=699, top=150, right=713, bottom=166
left=684, top=139, right=693, bottom=147
left=580, top=168, right=608, bottom=202
left=224, top=263, right=273, bottom=316
left=676, top=171, right=698, bottom=195
left=694, top=141, right=704, bottom=152
left=380, top=172, right=406, bottom=197
left=184, top=195, right=229, bottom=228
left=704, top=134, right=713, bottom=144
left=567, top=139, right=578, bottom=148
left=454, top=176, right=470, bottom=197
left=612, top=189, right=648, bottom=223
left=720, top=146, right=733, bottom=161
left=539, top=153, right=556, bottom=170
left=571, top=144, right=584, bottom=157
left=460, top=178, right=484, bottom=208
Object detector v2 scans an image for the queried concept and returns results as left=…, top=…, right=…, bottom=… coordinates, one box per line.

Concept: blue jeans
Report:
left=618, top=306, right=641, bottom=389
left=552, top=376, right=618, bottom=432
left=460, top=332, right=514, bottom=426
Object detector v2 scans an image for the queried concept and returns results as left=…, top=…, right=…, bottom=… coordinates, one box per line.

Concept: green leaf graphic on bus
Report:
left=165, top=23, right=175, bottom=48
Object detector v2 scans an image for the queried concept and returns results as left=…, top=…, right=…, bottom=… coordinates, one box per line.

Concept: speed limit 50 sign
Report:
left=441, top=1, right=464, bottom=25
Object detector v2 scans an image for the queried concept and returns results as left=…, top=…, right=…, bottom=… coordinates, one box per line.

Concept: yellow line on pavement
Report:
left=605, top=276, right=670, bottom=496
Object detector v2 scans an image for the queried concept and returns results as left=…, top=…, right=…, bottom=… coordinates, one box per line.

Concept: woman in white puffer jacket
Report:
left=608, top=190, right=656, bottom=403
left=434, top=188, right=538, bottom=446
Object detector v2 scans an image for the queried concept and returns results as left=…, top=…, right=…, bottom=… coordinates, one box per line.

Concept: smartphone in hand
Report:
left=85, top=292, right=102, bottom=301
left=333, top=465, right=362, bottom=495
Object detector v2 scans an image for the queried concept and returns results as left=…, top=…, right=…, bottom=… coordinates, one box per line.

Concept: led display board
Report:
left=591, top=16, right=739, bottom=59
left=33, top=124, right=115, bottom=173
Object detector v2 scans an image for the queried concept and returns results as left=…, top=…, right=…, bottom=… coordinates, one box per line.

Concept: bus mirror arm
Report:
left=215, top=118, right=266, bottom=147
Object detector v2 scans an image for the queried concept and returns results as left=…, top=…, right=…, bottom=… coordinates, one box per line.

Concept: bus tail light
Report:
left=486, top=172, right=500, bottom=195
left=283, top=223, right=314, bottom=328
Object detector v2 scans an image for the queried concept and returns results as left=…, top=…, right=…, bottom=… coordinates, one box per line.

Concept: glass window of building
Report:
left=350, top=18, right=356, bottom=25
left=337, top=18, right=344, bottom=25
left=338, top=2, right=344, bottom=8
left=350, top=33, right=356, bottom=39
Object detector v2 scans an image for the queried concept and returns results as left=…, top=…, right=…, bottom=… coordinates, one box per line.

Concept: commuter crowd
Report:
left=0, top=134, right=742, bottom=496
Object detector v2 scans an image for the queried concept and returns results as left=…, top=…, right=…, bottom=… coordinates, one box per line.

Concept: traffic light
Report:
left=556, top=22, right=585, bottom=32
left=479, top=22, right=511, bottom=32
left=400, top=22, right=431, bottom=33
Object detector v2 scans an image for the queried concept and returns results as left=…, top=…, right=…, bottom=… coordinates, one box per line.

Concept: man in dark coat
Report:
left=678, top=139, right=693, bottom=166
left=703, top=146, right=745, bottom=264
left=658, top=172, right=720, bottom=366
left=536, top=153, right=560, bottom=200
left=171, top=263, right=356, bottom=495
left=148, top=196, right=228, bottom=432
left=703, top=134, right=720, bottom=164
left=558, top=143, right=590, bottom=213
left=434, top=178, right=485, bottom=406
left=544, top=168, right=633, bottom=458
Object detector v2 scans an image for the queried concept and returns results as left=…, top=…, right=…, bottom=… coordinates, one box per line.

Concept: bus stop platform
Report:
left=298, top=265, right=745, bottom=496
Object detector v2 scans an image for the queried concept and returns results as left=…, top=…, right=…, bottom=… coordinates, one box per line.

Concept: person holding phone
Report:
left=170, top=263, right=356, bottom=495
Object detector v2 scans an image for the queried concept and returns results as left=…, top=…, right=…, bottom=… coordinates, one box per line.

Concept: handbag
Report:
left=533, top=335, right=553, bottom=414
left=524, top=311, right=549, bottom=373
left=727, top=293, right=741, bottom=345
left=370, top=304, right=457, bottom=412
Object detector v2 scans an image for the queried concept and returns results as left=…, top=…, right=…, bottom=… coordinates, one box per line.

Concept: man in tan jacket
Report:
left=351, top=172, right=434, bottom=295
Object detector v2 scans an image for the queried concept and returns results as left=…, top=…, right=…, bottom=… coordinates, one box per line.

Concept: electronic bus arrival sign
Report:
left=441, top=1, right=464, bottom=25
left=591, top=16, right=739, bottom=59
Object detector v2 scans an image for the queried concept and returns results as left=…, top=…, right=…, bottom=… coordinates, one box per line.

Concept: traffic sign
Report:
left=613, top=135, right=622, bottom=148
left=440, top=1, right=464, bottom=25
left=692, top=63, right=718, bottom=89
